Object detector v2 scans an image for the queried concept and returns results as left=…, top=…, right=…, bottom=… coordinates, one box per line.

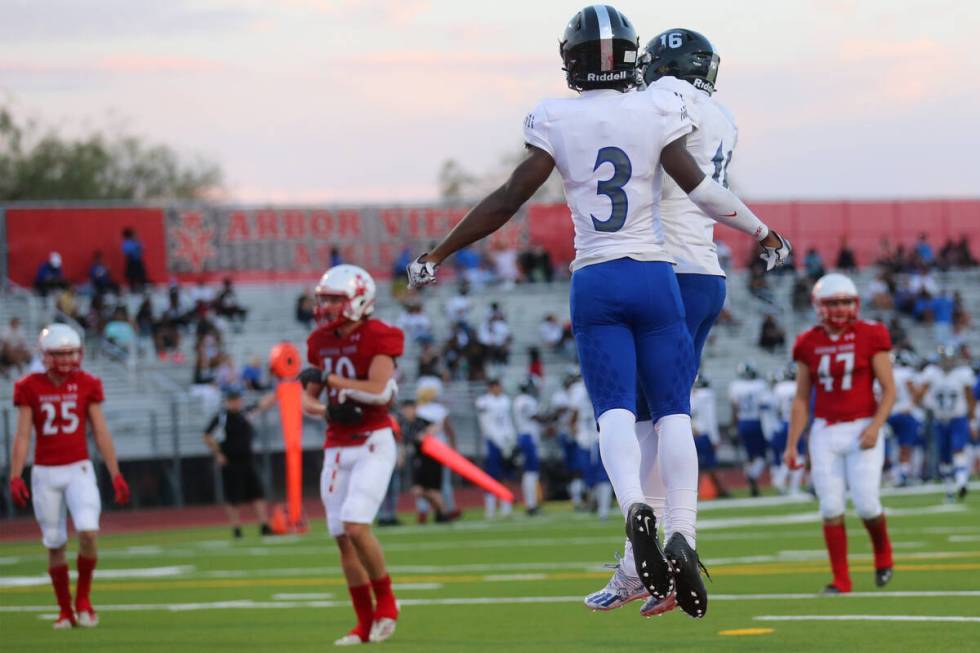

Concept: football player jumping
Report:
left=408, top=5, right=790, bottom=619
left=785, top=273, right=897, bottom=593
left=9, top=324, right=131, bottom=629
left=301, top=265, right=404, bottom=645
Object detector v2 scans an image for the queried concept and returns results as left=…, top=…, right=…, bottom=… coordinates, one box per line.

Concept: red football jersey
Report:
left=792, top=320, right=892, bottom=424
left=307, top=318, right=405, bottom=447
left=13, top=370, right=105, bottom=466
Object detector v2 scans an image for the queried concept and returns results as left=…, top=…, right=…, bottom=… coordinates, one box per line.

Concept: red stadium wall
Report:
left=3, top=200, right=978, bottom=286
left=5, top=207, right=168, bottom=287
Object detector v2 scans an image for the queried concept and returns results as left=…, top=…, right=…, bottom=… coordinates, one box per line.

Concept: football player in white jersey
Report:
left=729, top=364, right=770, bottom=497
left=916, top=348, right=977, bottom=500
left=475, top=379, right=517, bottom=518
left=769, top=365, right=806, bottom=495
left=888, top=350, right=925, bottom=486
left=408, top=5, right=791, bottom=618
left=513, top=378, right=544, bottom=515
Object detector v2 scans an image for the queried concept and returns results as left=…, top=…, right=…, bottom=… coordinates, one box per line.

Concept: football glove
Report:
left=406, top=254, right=438, bottom=288
left=112, top=474, right=131, bottom=505
left=9, top=477, right=30, bottom=508
left=298, top=367, right=326, bottom=389
left=327, top=401, right=365, bottom=425
left=760, top=231, right=793, bottom=272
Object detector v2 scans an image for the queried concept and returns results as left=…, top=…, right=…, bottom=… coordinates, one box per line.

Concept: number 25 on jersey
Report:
left=40, top=401, right=79, bottom=436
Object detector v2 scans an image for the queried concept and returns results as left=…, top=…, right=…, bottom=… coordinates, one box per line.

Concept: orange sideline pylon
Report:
left=270, top=341, right=306, bottom=532
left=420, top=435, right=515, bottom=503
left=698, top=473, right=718, bottom=501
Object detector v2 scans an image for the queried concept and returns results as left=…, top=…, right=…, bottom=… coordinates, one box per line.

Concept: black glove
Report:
left=298, top=367, right=324, bottom=389
left=327, top=401, right=364, bottom=425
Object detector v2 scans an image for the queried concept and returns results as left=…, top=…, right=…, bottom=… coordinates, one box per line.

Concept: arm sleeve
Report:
left=686, top=176, right=769, bottom=241
left=523, top=102, right=555, bottom=158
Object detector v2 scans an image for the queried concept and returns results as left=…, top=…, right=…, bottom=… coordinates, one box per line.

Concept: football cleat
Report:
left=369, top=617, right=397, bottom=643
left=639, top=590, right=677, bottom=618
left=822, top=583, right=844, bottom=594
left=584, top=555, right=648, bottom=611
left=958, top=486, right=969, bottom=501
left=875, top=567, right=893, bottom=588
left=334, top=630, right=366, bottom=646
left=664, top=533, right=709, bottom=619
left=77, top=608, right=99, bottom=628
left=625, top=504, right=674, bottom=603
left=52, top=612, right=76, bottom=630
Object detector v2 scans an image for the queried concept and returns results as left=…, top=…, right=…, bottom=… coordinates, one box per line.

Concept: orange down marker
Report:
left=420, top=435, right=514, bottom=503
left=270, top=342, right=306, bottom=532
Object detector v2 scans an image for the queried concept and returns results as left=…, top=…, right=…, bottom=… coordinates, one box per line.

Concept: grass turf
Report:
left=1, top=489, right=978, bottom=652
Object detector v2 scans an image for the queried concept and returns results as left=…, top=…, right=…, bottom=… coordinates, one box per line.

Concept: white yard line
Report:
left=272, top=592, right=334, bottom=600
left=0, top=565, right=194, bottom=588
left=755, top=615, right=980, bottom=623
left=6, top=591, right=980, bottom=615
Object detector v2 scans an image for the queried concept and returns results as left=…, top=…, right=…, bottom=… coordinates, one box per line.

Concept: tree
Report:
left=0, top=105, right=223, bottom=201
left=437, top=145, right=565, bottom=204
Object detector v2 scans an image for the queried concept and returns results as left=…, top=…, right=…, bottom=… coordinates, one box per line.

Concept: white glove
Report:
left=338, top=378, right=399, bottom=405
left=760, top=231, right=793, bottom=272
left=406, top=254, right=438, bottom=288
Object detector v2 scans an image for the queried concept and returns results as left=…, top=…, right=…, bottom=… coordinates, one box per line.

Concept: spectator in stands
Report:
left=154, top=292, right=185, bottom=362
left=417, top=338, right=447, bottom=381
left=478, top=303, right=512, bottom=373
left=490, top=241, right=520, bottom=288
left=103, top=306, right=136, bottom=359
left=0, top=317, right=31, bottom=376
left=136, top=292, right=156, bottom=339
left=397, top=298, right=433, bottom=345
left=757, top=314, right=786, bottom=352
left=519, top=245, right=555, bottom=283
left=804, top=248, right=826, bottom=281
left=329, top=246, right=343, bottom=267
left=444, top=321, right=485, bottom=381
left=55, top=287, right=87, bottom=327
left=866, top=271, right=895, bottom=310
left=539, top=313, right=564, bottom=350
left=122, top=227, right=148, bottom=292
left=34, top=251, right=68, bottom=298
left=908, top=262, right=939, bottom=296
left=445, top=281, right=473, bottom=325
left=528, top=346, right=544, bottom=380
left=452, top=247, right=483, bottom=287
left=214, top=277, right=248, bottom=326
left=790, top=274, right=812, bottom=313
left=955, top=235, right=977, bottom=267
left=189, top=279, right=215, bottom=310
left=930, top=290, right=956, bottom=346
left=240, top=356, right=269, bottom=391
left=391, top=247, right=413, bottom=298
left=295, top=291, right=315, bottom=329
left=88, top=250, right=119, bottom=296
left=914, top=233, right=934, bottom=266
left=887, top=317, right=911, bottom=351
left=747, top=261, right=774, bottom=304
left=835, top=236, right=857, bottom=271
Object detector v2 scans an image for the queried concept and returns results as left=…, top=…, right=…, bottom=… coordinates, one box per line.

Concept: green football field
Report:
left=2, top=488, right=979, bottom=652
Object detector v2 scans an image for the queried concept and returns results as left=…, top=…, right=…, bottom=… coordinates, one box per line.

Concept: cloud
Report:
left=0, top=55, right=227, bottom=77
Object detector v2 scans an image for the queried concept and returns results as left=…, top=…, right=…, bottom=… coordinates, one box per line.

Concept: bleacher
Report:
left=2, top=266, right=979, bottom=468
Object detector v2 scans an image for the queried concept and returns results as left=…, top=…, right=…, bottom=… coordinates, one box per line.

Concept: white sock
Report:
left=636, top=420, right=667, bottom=526
left=596, top=482, right=613, bottom=521
left=597, top=408, right=645, bottom=515
left=953, top=452, right=969, bottom=491
left=416, top=497, right=429, bottom=514
left=747, top=457, right=766, bottom=480
left=621, top=539, right=637, bottom=578
left=569, top=478, right=585, bottom=506
left=501, top=501, right=513, bottom=517
left=911, top=448, right=925, bottom=481
left=789, top=466, right=805, bottom=494
left=522, top=472, right=539, bottom=509
left=484, top=493, right=496, bottom=519
left=656, top=414, right=697, bottom=549
left=771, top=464, right=788, bottom=494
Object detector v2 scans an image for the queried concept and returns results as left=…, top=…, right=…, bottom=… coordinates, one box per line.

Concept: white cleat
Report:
left=77, top=609, right=99, bottom=628
left=584, top=556, right=648, bottom=611
left=333, top=633, right=366, bottom=646
left=369, top=617, right=397, bottom=643
left=52, top=614, right=75, bottom=630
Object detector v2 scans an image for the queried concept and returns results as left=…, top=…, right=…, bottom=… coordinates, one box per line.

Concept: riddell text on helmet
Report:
left=586, top=71, right=631, bottom=82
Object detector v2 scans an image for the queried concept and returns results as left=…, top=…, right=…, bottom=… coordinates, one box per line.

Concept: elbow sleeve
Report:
left=687, top=176, right=769, bottom=241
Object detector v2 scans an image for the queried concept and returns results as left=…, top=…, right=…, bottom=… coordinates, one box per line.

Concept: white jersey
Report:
left=550, top=388, right=575, bottom=435
left=523, top=86, right=693, bottom=272
left=759, top=388, right=780, bottom=440
left=729, top=378, right=768, bottom=422
left=416, top=402, right=449, bottom=443
left=773, top=381, right=797, bottom=425
left=691, top=387, right=720, bottom=445
left=568, top=381, right=599, bottom=449
left=918, top=365, right=976, bottom=421
left=475, top=393, right=517, bottom=449
left=512, top=393, right=541, bottom=439
left=653, top=77, right=737, bottom=277
left=892, top=365, right=922, bottom=418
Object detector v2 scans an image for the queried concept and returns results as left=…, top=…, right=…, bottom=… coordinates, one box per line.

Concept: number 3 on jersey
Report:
left=817, top=352, right=854, bottom=392
left=590, top=147, right=632, bottom=233
left=40, top=401, right=79, bottom=436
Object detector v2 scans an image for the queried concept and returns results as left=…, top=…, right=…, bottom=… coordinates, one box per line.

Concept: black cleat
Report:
left=260, top=523, right=274, bottom=536
left=664, top=533, right=709, bottom=618
left=748, top=478, right=760, bottom=497
left=822, top=583, right=842, bottom=594
left=232, top=527, right=243, bottom=539
left=958, top=486, right=968, bottom=501
left=625, top=503, right=674, bottom=602
left=875, top=567, right=893, bottom=587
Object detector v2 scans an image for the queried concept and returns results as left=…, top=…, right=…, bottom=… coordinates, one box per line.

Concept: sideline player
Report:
left=729, top=363, right=769, bottom=497
left=301, top=264, right=403, bottom=645
left=770, top=365, right=806, bottom=495
left=888, top=350, right=925, bottom=486
left=916, top=348, right=976, bottom=500
left=475, top=379, right=517, bottom=519
left=9, top=324, right=130, bottom=629
left=513, top=377, right=544, bottom=515
left=408, top=6, right=790, bottom=618
left=785, top=273, right=897, bottom=593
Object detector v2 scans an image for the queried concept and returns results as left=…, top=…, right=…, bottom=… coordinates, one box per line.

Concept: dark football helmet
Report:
left=640, top=28, right=720, bottom=95
left=560, top=5, right=639, bottom=92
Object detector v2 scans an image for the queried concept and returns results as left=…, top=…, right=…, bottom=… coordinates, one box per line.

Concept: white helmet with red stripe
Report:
left=313, top=264, right=376, bottom=329
left=39, top=323, right=83, bottom=374
left=811, top=272, right=860, bottom=329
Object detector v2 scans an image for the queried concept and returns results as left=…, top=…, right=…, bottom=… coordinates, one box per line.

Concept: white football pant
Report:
left=31, top=461, right=102, bottom=549
left=321, top=428, right=396, bottom=537
left=809, top=418, right=884, bottom=520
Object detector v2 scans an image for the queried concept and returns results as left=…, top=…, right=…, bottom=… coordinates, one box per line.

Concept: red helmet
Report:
left=39, top=324, right=83, bottom=375
left=811, top=273, right=859, bottom=329
left=313, top=264, right=376, bottom=329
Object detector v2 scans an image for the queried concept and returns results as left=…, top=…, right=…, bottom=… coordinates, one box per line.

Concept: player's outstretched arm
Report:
left=660, top=137, right=791, bottom=268
left=785, top=364, right=812, bottom=467
left=410, top=147, right=554, bottom=283
left=862, top=352, right=897, bottom=449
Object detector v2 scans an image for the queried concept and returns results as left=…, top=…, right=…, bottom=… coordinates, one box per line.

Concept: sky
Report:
left=2, top=0, right=979, bottom=203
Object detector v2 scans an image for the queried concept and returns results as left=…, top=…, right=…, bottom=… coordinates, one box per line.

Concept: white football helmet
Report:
left=38, top=323, right=83, bottom=374
left=811, top=272, right=859, bottom=329
left=313, top=264, right=376, bottom=328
